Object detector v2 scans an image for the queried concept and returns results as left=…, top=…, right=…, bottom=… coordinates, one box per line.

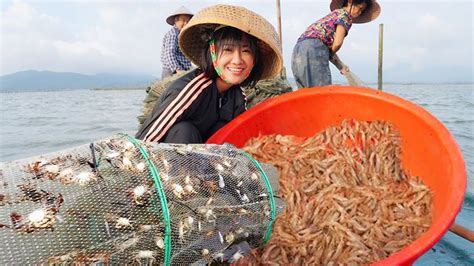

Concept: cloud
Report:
left=99, top=7, right=122, bottom=24
left=1, top=0, right=472, bottom=82
left=1, top=0, right=60, bottom=34
left=2, top=1, right=34, bottom=28
left=1, top=1, right=166, bottom=75
left=53, top=40, right=117, bottom=57
left=417, top=14, right=439, bottom=30
left=372, top=2, right=472, bottom=82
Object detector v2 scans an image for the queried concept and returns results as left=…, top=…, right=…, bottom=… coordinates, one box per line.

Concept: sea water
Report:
left=1, top=84, right=473, bottom=263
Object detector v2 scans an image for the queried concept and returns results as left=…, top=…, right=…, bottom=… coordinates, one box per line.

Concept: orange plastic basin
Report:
left=206, top=86, right=466, bottom=265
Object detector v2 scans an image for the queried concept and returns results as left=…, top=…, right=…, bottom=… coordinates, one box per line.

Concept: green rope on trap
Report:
left=126, top=135, right=172, bottom=265
left=240, top=150, right=277, bottom=245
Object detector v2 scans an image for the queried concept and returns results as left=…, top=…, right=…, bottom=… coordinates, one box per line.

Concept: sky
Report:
left=0, top=0, right=473, bottom=83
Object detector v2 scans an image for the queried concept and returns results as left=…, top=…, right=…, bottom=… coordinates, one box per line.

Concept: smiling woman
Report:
left=135, top=4, right=282, bottom=144
left=202, top=27, right=261, bottom=90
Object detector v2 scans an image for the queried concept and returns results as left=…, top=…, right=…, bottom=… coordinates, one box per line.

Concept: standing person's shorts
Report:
left=291, top=38, right=331, bottom=88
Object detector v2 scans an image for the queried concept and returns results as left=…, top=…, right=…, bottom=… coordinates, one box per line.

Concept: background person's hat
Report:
left=330, top=0, right=381, bottom=24
left=179, top=4, right=283, bottom=80
left=166, top=6, right=193, bottom=25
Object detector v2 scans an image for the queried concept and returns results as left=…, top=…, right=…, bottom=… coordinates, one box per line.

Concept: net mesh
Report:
left=0, top=134, right=282, bottom=265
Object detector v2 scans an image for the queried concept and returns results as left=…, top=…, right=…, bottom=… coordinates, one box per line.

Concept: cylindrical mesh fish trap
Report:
left=0, top=135, right=283, bottom=265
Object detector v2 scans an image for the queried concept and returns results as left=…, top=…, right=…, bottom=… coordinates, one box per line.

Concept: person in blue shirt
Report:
left=160, top=6, right=194, bottom=79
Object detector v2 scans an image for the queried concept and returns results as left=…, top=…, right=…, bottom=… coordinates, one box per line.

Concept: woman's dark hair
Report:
left=200, top=26, right=263, bottom=88
left=342, top=0, right=372, bottom=11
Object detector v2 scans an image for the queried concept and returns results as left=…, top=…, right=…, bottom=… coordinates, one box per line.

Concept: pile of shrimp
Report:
left=241, top=120, right=432, bottom=265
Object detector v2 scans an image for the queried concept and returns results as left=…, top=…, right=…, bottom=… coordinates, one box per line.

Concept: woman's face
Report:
left=215, top=35, right=255, bottom=87
left=350, top=2, right=367, bottom=18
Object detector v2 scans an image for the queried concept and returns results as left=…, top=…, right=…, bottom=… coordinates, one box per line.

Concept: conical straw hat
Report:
left=179, top=4, right=283, bottom=80
left=166, top=6, right=193, bottom=25
left=330, top=0, right=381, bottom=24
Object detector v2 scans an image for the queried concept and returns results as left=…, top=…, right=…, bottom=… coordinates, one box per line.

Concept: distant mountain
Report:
left=0, top=70, right=157, bottom=92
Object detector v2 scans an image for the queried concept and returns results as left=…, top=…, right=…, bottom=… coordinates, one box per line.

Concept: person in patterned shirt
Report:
left=291, top=0, right=381, bottom=88
left=160, top=6, right=194, bottom=79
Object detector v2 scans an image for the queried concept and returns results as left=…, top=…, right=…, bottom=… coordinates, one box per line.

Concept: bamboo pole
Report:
left=276, top=0, right=282, bottom=53
left=276, top=0, right=284, bottom=78
left=378, top=23, right=383, bottom=90
left=450, top=223, right=474, bottom=242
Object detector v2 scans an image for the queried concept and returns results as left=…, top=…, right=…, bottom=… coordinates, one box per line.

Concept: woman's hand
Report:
left=340, top=65, right=350, bottom=75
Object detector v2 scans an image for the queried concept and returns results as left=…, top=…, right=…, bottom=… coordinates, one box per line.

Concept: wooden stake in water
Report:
left=378, top=24, right=384, bottom=91
left=276, top=0, right=285, bottom=78
left=276, top=0, right=282, bottom=54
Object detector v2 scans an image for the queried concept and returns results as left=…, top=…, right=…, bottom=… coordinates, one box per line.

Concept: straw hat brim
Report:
left=178, top=4, right=283, bottom=80
left=330, top=0, right=381, bottom=24
left=166, top=6, right=193, bottom=25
